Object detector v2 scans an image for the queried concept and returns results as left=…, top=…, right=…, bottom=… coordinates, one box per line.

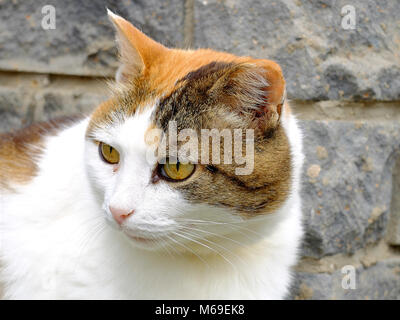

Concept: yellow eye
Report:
left=161, top=160, right=195, bottom=181
left=99, top=142, right=120, bottom=164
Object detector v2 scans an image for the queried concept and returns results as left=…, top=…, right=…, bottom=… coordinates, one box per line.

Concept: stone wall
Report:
left=1, top=0, right=399, bottom=299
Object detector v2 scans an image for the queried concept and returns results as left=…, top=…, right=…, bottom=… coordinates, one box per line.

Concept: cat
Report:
left=0, top=10, right=304, bottom=299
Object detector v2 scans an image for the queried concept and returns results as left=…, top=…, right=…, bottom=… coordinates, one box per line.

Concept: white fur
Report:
left=0, top=102, right=303, bottom=299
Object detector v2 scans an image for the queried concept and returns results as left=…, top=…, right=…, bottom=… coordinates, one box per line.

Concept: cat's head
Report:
left=84, top=10, right=293, bottom=253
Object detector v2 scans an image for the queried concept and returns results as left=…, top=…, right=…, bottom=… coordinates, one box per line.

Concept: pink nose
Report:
left=109, top=206, right=134, bottom=225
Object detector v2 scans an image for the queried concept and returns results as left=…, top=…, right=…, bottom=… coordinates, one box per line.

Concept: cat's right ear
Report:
left=107, top=9, right=167, bottom=83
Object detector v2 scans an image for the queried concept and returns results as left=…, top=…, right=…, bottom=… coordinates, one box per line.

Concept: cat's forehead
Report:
left=86, top=48, right=257, bottom=137
left=88, top=106, right=155, bottom=155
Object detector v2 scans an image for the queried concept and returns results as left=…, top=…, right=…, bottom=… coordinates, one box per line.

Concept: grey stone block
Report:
left=289, top=258, right=400, bottom=300
left=0, top=75, right=108, bottom=133
left=299, top=120, right=400, bottom=258
left=387, top=158, right=400, bottom=245
left=194, top=0, right=400, bottom=100
left=0, top=86, right=34, bottom=133
left=0, top=0, right=184, bottom=76
left=33, top=89, right=108, bottom=123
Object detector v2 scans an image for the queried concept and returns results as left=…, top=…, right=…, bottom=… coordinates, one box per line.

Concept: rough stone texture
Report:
left=387, top=158, right=400, bottom=245
left=2, top=0, right=399, bottom=101
left=194, top=0, right=400, bottom=101
left=0, top=86, right=33, bottom=132
left=290, top=258, right=400, bottom=300
left=291, top=100, right=400, bottom=122
left=0, top=73, right=108, bottom=133
left=299, top=120, right=400, bottom=258
left=0, top=0, right=184, bottom=76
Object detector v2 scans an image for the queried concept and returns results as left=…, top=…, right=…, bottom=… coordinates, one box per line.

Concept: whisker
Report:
left=176, top=218, right=264, bottom=240
left=167, top=233, right=210, bottom=268
left=180, top=225, right=246, bottom=248
left=178, top=229, right=247, bottom=268
left=75, top=220, right=104, bottom=258
left=174, top=230, right=237, bottom=271
left=156, top=236, right=175, bottom=258
left=73, top=222, right=106, bottom=272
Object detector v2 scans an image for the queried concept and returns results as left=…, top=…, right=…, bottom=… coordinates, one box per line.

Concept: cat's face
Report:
left=84, top=11, right=292, bottom=252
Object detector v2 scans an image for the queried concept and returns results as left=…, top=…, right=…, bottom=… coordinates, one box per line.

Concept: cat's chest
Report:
left=2, top=192, right=279, bottom=300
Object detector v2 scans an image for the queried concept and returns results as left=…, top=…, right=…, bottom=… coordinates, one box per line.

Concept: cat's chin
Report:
left=121, top=231, right=170, bottom=251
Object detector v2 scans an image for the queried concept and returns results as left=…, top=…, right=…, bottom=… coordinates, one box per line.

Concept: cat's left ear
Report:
left=107, top=9, right=167, bottom=83
left=253, top=59, right=286, bottom=130
left=210, top=59, right=286, bottom=132
left=255, top=59, right=286, bottom=116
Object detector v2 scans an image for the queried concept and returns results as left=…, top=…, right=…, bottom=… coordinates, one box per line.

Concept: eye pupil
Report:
left=99, top=142, right=120, bottom=165
left=160, top=159, right=194, bottom=181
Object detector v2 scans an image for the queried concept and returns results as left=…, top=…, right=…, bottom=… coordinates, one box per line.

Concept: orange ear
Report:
left=107, top=9, right=168, bottom=82
left=207, top=61, right=286, bottom=132
left=254, top=59, right=286, bottom=117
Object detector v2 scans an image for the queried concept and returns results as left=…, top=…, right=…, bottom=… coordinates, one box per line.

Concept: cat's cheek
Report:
left=84, top=145, right=121, bottom=221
